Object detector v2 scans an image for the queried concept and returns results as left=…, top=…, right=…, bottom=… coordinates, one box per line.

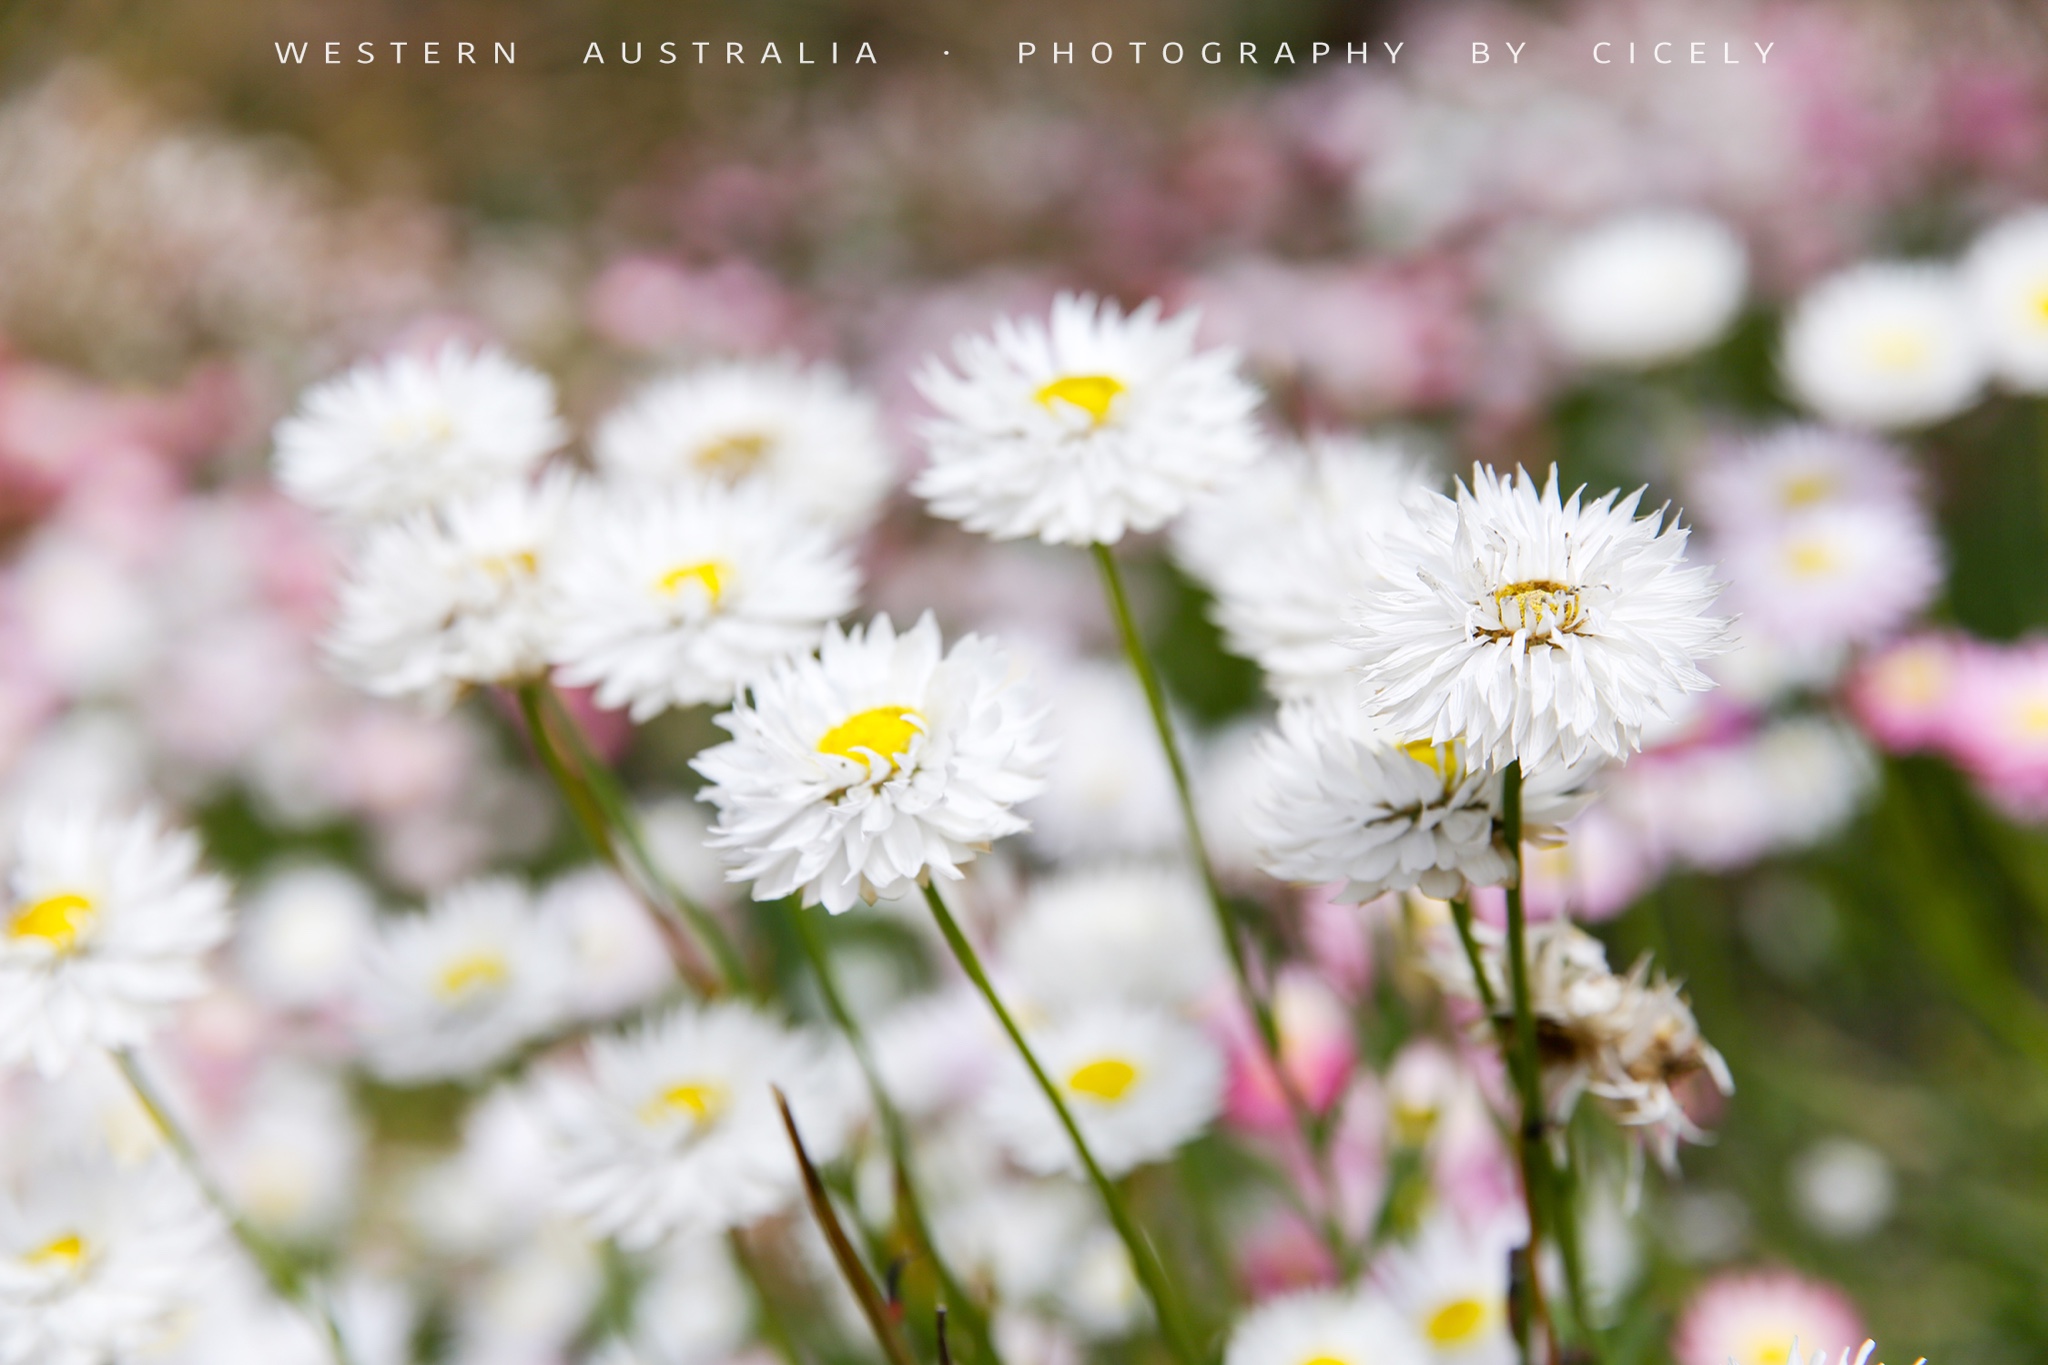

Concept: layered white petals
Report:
left=1226, top=1289, right=1429, bottom=1365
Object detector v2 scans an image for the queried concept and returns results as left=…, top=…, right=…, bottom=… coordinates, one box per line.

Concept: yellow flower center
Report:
left=435, top=952, right=510, bottom=1001
left=1302, top=1356, right=1352, bottom=1365
left=1784, top=538, right=1838, bottom=578
left=9, top=892, right=95, bottom=953
left=1426, top=1297, right=1490, bottom=1345
left=1866, top=326, right=1929, bottom=373
left=818, top=706, right=922, bottom=773
left=384, top=409, right=455, bottom=446
left=1067, top=1057, right=1140, bottom=1102
left=640, top=1080, right=728, bottom=1127
left=2031, top=283, right=2048, bottom=324
left=655, top=560, right=726, bottom=603
left=1746, top=1340, right=1794, bottom=1365
left=1779, top=471, right=1837, bottom=508
left=695, top=430, right=773, bottom=478
left=1874, top=647, right=1948, bottom=706
left=1488, top=580, right=1584, bottom=639
left=478, top=549, right=539, bottom=580
left=24, top=1233, right=85, bottom=1269
left=2017, top=697, right=2048, bottom=739
left=1034, top=374, right=1126, bottom=425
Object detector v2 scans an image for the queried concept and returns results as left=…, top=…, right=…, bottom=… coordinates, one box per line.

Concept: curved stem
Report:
left=1447, top=897, right=1499, bottom=1014
left=1091, top=543, right=1353, bottom=1275
left=919, top=881, right=1204, bottom=1365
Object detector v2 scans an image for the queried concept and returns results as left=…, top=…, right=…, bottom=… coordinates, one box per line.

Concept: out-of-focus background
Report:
left=3, top=0, right=2048, bottom=1360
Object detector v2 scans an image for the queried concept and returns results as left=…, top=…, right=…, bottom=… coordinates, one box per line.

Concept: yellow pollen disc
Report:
left=435, top=952, right=509, bottom=1000
left=655, top=560, right=725, bottom=603
left=1784, top=539, right=1837, bottom=578
left=1426, top=1298, right=1488, bottom=1345
left=1302, top=1356, right=1352, bottom=1365
left=1034, top=374, right=1126, bottom=425
left=478, top=549, right=539, bottom=580
left=1779, top=471, right=1837, bottom=508
left=695, top=431, right=772, bottom=478
left=2032, top=285, right=2048, bottom=323
left=25, top=1234, right=85, bottom=1268
left=641, top=1080, right=728, bottom=1126
left=1067, top=1057, right=1139, bottom=1101
left=1751, top=1344, right=1792, bottom=1365
left=818, top=706, right=922, bottom=771
left=1492, top=579, right=1583, bottom=635
left=385, top=410, right=455, bottom=445
left=9, top=892, right=95, bottom=952
left=2017, top=697, right=2048, bottom=739
left=1866, top=327, right=1929, bottom=372
left=1877, top=649, right=1946, bottom=705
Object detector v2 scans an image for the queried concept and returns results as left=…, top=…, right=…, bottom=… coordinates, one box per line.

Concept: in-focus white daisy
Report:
left=693, top=613, right=1052, bottom=913
left=356, top=878, right=569, bottom=1084
left=1175, top=435, right=1437, bottom=699
left=1536, top=210, right=1749, bottom=369
left=980, top=1002, right=1224, bottom=1178
left=1780, top=263, right=1986, bottom=430
left=326, top=472, right=577, bottom=710
left=1002, top=862, right=1226, bottom=1013
left=1352, top=465, right=1726, bottom=773
left=592, top=357, right=896, bottom=534
left=1022, top=659, right=1180, bottom=860
left=1247, top=698, right=1593, bottom=902
left=273, top=342, right=566, bottom=523
left=1225, top=1289, right=1429, bottom=1365
left=536, top=868, right=676, bottom=1021
left=549, top=482, right=859, bottom=719
left=914, top=293, right=1264, bottom=545
left=1963, top=206, right=2048, bottom=392
left=1686, top=426, right=1919, bottom=532
left=0, top=1157, right=224, bottom=1365
left=533, top=1000, right=860, bottom=1248
left=233, top=863, right=375, bottom=1012
left=0, top=805, right=231, bottom=1075
left=1714, top=500, right=1942, bottom=656
left=1376, top=1214, right=1520, bottom=1365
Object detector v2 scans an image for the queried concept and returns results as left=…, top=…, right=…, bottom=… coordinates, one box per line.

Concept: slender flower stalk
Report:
left=1093, top=543, right=1353, bottom=1272
left=919, top=881, right=1204, bottom=1365
left=788, top=906, right=1005, bottom=1365
left=1499, top=763, right=1556, bottom=1364
left=115, top=1050, right=356, bottom=1365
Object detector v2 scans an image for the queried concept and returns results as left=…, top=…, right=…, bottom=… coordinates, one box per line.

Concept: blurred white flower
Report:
left=1022, top=659, right=1179, bottom=860
left=1352, top=465, right=1725, bottom=772
left=0, top=804, right=230, bottom=1075
left=405, top=1088, right=556, bottom=1258
left=1781, top=263, right=1985, bottom=430
left=357, top=879, right=568, bottom=1083
left=1686, top=426, right=1919, bottom=531
left=914, top=293, right=1263, bottom=545
left=1056, top=1226, right=1146, bottom=1340
left=628, top=1235, right=752, bottom=1365
left=1536, top=210, right=1748, bottom=368
left=216, top=1062, right=362, bottom=1245
left=1715, top=500, right=1941, bottom=657
left=532, top=1000, right=860, bottom=1248
left=1224, top=1287, right=1428, bottom=1365
left=869, top=985, right=1003, bottom=1119
left=1375, top=1214, right=1519, bottom=1365
left=1963, top=206, right=2048, bottom=393
left=549, top=481, right=859, bottom=719
left=980, top=1002, right=1223, bottom=1178
left=693, top=613, right=1052, bottom=913
left=536, top=868, right=675, bottom=1022
left=326, top=472, right=577, bottom=709
left=1002, top=861, right=1226, bottom=1012
left=593, top=357, right=896, bottom=535
left=1789, top=1138, right=1895, bottom=1241
left=447, top=1218, right=602, bottom=1365
left=273, top=343, right=566, bottom=523
left=234, top=864, right=374, bottom=1012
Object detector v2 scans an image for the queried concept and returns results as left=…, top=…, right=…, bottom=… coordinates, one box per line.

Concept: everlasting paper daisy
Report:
left=1001, top=861, right=1227, bottom=1012
left=1846, top=632, right=1973, bottom=753
left=1351, top=465, right=1726, bottom=773
left=537, top=868, right=677, bottom=1021
left=1375, top=1214, right=1519, bottom=1365
left=1670, top=1271, right=1866, bottom=1365
left=980, top=1002, right=1224, bottom=1178
left=1536, top=210, right=1748, bottom=369
left=913, top=293, right=1263, bottom=545
left=1224, top=1288, right=1428, bottom=1365
left=326, top=472, right=577, bottom=710
left=1715, top=499, right=1941, bottom=657
left=592, top=357, right=896, bottom=533
left=1963, top=206, right=2048, bottom=391
left=0, top=1157, right=224, bottom=1365
left=357, top=878, right=569, bottom=1084
left=0, top=805, right=231, bottom=1075
left=1780, top=263, right=1985, bottom=430
left=549, top=482, right=859, bottom=719
left=533, top=1000, right=859, bottom=1249
left=1686, top=426, right=1919, bottom=532
left=1246, top=697, right=1594, bottom=902
left=273, top=342, right=566, bottom=523
left=693, top=612, right=1052, bottom=913
left=1937, top=638, right=2048, bottom=818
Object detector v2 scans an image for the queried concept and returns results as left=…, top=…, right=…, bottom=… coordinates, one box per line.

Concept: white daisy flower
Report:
left=357, top=878, right=569, bottom=1084
left=532, top=1000, right=860, bottom=1249
left=1246, top=697, right=1594, bottom=903
left=1175, top=435, right=1437, bottom=699
left=1351, top=465, right=1726, bottom=773
left=1022, top=659, right=1180, bottom=860
left=326, top=472, right=577, bottom=710
left=549, top=481, right=859, bottom=720
left=592, top=357, right=896, bottom=534
left=1225, top=1289, right=1429, bottom=1365
left=215, top=1063, right=363, bottom=1246
left=1686, top=426, right=1919, bottom=531
left=1536, top=210, right=1749, bottom=369
left=273, top=342, right=566, bottom=523
left=1963, top=206, right=2048, bottom=392
left=980, top=1002, right=1224, bottom=1178
left=0, top=1156, right=224, bottom=1365
left=1715, top=500, right=1942, bottom=656
left=233, top=864, right=376, bottom=1012
left=1002, top=861, right=1227, bottom=1013
left=537, top=868, right=676, bottom=1022
left=0, top=805, right=231, bottom=1076
left=692, top=612, right=1053, bottom=913
left=913, top=293, right=1264, bottom=545
left=1780, top=263, right=1986, bottom=430
left=1376, top=1214, right=1520, bottom=1365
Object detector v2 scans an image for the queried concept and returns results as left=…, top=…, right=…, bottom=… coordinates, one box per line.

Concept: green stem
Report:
left=788, top=905, right=1004, bottom=1365
left=116, top=1050, right=356, bottom=1365
left=1447, top=897, right=1499, bottom=1014
left=919, top=881, right=1203, bottom=1365
left=1552, top=1133, right=1601, bottom=1357
left=1091, top=543, right=1353, bottom=1275
left=1499, top=762, right=1555, bottom=1363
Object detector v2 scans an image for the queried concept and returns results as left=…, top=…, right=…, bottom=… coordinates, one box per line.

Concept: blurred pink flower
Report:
left=585, top=255, right=811, bottom=355
left=1299, top=886, right=1380, bottom=1000
left=1846, top=631, right=1976, bottom=753
left=1671, top=1269, right=1866, bottom=1365
left=1520, top=806, right=1660, bottom=925
left=1940, top=638, right=2048, bottom=819
left=1236, top=1207, right=1340, bottom=1297
left=1220, top=969, right=1356, bottom=1135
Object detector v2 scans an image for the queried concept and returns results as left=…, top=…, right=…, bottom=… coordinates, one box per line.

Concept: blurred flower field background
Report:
left=1, top=0, right=2047, bottom=1362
